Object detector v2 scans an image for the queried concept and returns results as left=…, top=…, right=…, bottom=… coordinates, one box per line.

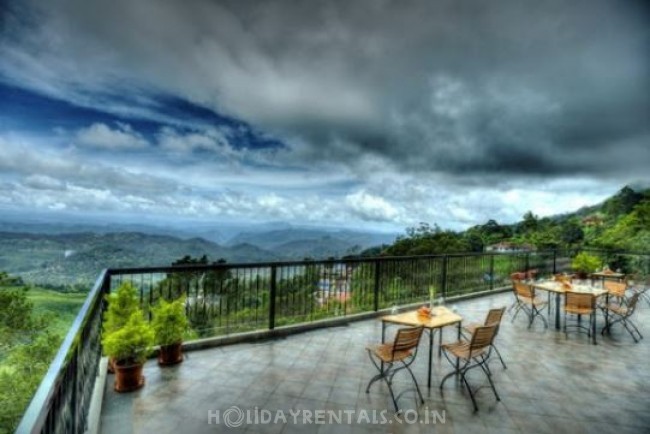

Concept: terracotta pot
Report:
left=158, top=342, right=183, bottom=366
left=114, top=361, right=145, bottom=392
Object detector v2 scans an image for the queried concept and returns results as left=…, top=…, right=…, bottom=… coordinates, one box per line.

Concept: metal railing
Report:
left=16, top=271, right=109, bottom=434
left=107, top=249, right=569, bottom=338
left=17, top=248, right=609, bottom=433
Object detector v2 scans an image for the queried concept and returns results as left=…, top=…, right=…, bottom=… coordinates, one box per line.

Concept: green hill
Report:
left=379, top=186, right=650, bottom=256
left=0, top=231, right=278, bottom=287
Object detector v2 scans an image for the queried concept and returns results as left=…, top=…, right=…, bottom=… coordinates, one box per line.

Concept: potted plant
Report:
left=151, top=296, right=189, bottom=366
left=102, top=311, right=154, bottom=392
left=571, top=252, right=600, bottom=279
left=103, top=282, right=140, bottom=372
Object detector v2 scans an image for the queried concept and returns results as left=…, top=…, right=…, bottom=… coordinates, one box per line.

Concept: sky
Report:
left=0, top=0, right=649, bottom=233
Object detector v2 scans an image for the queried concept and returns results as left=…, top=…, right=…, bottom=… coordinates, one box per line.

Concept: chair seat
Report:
left=463, top=322, right=480, bottom=335
left=518, top=295, right=547, bottom=307
left=442, top=340, right=488, bottom=360
left=565, top=306, right=594, bottom=315
left=606, top=304, right=630, bottom=316
left=366, top=343, right=412, bottom=363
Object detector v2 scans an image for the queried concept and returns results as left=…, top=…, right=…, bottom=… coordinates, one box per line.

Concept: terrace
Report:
left=17, top=250, right=650, bottom=433
left=100, top=291, right=650, bottom=434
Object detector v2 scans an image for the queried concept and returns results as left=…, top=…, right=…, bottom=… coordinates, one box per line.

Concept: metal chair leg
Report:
left=491, top=344, right=507, bottom=369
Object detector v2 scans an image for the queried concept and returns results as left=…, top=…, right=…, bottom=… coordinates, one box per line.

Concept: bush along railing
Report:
left=22, top=247, right=624, bottom=434
left=581, top=248, right=650, bottom=276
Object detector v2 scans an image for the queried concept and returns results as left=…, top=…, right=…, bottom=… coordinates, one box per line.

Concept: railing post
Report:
left=71, top=347, right=78, bottom=433
left=489, top=254, right=494, bottom=291
left=441, top=255, right=448, bottom=299
left=552, top=250, right=557, bottom=275
left=524, top=252, right=530, bottom=274
left=269, top=265, right=277, bottom=330
left=373, top=260, right=380, bottom=312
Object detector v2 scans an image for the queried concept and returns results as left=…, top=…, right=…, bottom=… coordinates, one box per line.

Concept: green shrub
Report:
left=571, top=252, right=601, bottom=274
left=102, top=312, right=154, bottom=365
left=151, top=297, right=189, bottom=346
left=102, top=282, right=140, bottom=336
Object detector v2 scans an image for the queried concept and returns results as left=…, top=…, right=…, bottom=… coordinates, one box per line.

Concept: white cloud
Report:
left=345, top=190, right=399, bottom=222
left=75, top=122, right=148, bottom=149
left=0, top=130, right=623, bottom=232
left=23, top=174, right=67, bottom=191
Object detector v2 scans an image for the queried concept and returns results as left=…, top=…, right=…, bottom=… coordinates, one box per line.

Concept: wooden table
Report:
left=532, top=280, right=608, bottom=343
left=381, top=307, right=463, bottom=388
left=590, top=271, right=625, bottom=285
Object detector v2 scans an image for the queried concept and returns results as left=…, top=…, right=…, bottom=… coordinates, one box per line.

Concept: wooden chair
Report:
left=511, top=281, right=548, bottom=329
left=625, top=274, right=650, bottom=307
left=440, top=324, right=500, bottom=412
left=601, top=292, right=643, bottom=342
left=554, top=274, right=574, bottom=284
left=463, top=307, right=507, bottom=369
left=604, top=280, right=628, bottom=305
left=507, top=273, right=527, bottom=313
left=366, top=326, right=425, bottom=412
left=564, top=291, right=596, bottom=342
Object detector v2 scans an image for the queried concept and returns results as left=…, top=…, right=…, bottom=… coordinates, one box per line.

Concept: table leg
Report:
left=438, top=327, right=443, bottom=358
left=604, top=293, right=610, bottom=334
left=381, top=321, right=386, bottom=373
left=555, top=293, right=561, bottom=330
left=456, top=323, right=461, bottom=374
left=592, top=313, right=597, bottom=345
left=428, top=329, right=433, bottom=388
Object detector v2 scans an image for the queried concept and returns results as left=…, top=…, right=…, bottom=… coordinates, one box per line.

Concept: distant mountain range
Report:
left=5, top=184, right=647, bottom=288
left=0, top=223, right=398, bottom=286
left=227, top=228, right=396, bottom=258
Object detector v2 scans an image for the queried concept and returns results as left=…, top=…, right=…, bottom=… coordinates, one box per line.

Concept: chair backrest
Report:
left=624, top=273, right=640, bottom=285
left=510, top=272, right=526, bottom=282
left=604, top=280, right=627, bottom=297
left=484, top=307, right=506, bottom=327
left=469, top=324, right=497, bottom=354
left=526, top=269, right=539, bottom=280
left=554, top=274, right=572, bottom=283
left=392, top=326, right=424, bottom=355
left=514, top=281, right=534, bottom=298
left=565, top=291, right=595, bottom=311
left=623, top=292, right=641, bottom=317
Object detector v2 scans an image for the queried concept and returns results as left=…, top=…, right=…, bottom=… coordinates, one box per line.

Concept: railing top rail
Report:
left=16, top=269, right=109, bottom=434
left=107, top=249, right=568, bottom=275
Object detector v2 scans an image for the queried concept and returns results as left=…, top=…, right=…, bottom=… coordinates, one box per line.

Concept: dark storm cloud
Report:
left=1, top=0, right=649, bottom=181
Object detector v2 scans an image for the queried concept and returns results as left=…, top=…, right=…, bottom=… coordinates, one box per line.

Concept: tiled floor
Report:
left=101, top=292, right=650, bottom=433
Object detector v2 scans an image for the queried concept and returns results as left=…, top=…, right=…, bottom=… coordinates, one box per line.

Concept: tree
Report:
left=0, top=288, right=47, bottom=357
left=594, top=199, right=650, bottom=250
left=603, top=186, right=643, bottom=218
left=517, top=211, right=539, bottom=235
left=0, top=273, right=60, bottom=433
left=560, top=219, right=584, bottom=247
left=385, top=223, right=470, bottom=256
